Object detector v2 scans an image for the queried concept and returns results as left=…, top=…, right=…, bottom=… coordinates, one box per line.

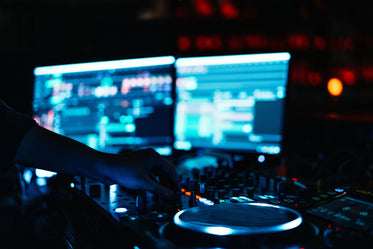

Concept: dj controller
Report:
left=63, top=157, right=373, bottom=249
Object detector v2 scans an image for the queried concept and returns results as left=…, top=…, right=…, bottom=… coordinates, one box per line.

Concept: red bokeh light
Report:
left=178, top=36, right=192, bottom=51
left=308, top=72, right=322, bottom=86
left=314, top=36, right=327, bottom=50
left=195, top=35, right=222, bottom=50
left=194, top=0, right=214, bottom=17
left=220, top=0, right=239, bottom=19
left=288, top=34, right=309, bottom=49
left=338, top=68, right=356, bottom=86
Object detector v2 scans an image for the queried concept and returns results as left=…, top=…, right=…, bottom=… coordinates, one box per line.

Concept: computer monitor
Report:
left=174, top=52, right=291, bottom=155
left=33, top=56, right=175, bottom=156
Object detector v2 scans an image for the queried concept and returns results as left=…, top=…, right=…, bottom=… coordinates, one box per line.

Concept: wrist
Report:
left=90, top=152, right=117, bottom=185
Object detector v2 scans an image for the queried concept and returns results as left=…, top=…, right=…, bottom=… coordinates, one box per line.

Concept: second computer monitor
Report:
left=174, top=52, right=291, bottom=155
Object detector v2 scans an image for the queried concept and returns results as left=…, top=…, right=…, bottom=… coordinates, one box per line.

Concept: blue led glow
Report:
left=119, top=115, right=127, bottom=123
left=258, top=155, right=265, bottom=163
left=114, top=207, right=128, bottom=214
left=36, top=178, right=47, bottom=187
left=87, top=135, right=98, bottom=149
left=174, top=141, right=192, bottom=150
left=154, top=147, right=172, bottom=156
left=257, top=145, right=281, bottom=154
left=23, top=169, right=33, bottom=184
left=198, top=198, right=215, bottom=206
left=335, top=188, right=344, bottom=193
left=125, top=124, right=136, bottom=133
left=277, top=86, right=286, bottom=98
left=242, top=124, right=253, bottom=133
left=100, top=116, right=109, bottom=124
left=275, top=215, right=303, bottom=232
left=176, top=52, right=291, bottom=67
left=109, top=184, right=118, bottom=205
left=101, top=77, right=113, bottom=86
left=35, top=169, right=57, bottom=178
left=204, top=226, right=235, bottom=236
left=34, top=56, right=176, bottom=75
left=163, top=97, right=173, bottom=105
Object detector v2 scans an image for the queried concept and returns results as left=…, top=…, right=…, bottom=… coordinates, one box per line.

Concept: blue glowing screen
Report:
left=33, top=56, right=175, bottom=155
left=174, top=53, right=291, bottom=154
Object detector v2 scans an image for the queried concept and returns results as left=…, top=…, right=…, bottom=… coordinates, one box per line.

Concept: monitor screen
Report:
left=33, top=56, right=175, bottom=155
left=173, top=52, right=291, bottom=155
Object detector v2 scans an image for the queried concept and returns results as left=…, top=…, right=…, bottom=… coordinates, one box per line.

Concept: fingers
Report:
left=148, top=149, right=180, bottom=190
left=142, top=175, right=174, bottom=198
left=119, top=148, right=180, bottom=196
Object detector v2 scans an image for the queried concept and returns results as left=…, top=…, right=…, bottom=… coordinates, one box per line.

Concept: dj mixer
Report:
left=64, top=160, right=373, bottom=249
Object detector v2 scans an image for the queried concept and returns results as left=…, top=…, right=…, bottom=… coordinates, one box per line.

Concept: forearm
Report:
left=14, top=125, right=114, bottom=184
left=14, top=125, right=179, bottom=196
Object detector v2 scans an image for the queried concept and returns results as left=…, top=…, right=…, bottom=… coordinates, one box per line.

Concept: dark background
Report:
left=2, top=0, right=373, bottom=165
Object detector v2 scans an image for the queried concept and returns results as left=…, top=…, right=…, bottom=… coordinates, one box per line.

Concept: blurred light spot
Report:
left=35, top=169, right=57, bottom=178
left=204, top=226, right=234, bottom=236
left=194, top=0, right=214, bottom=17
left=23, top=169, right=33, bottom=184
left=114, top=207, right=128, bottom=214
left=100, top=116, right=110, bottom=124
left=258, top=154, right=266, bottom=163
left=242, top=124, right=253, bottom=133
left=36, top=178, right=47, bottom=187
left=339, top=69, right=356, bottom=86
left=125, top=124, right=136, bottom=132
left=327, top=78, right=343, bottom=97
left=178, top=36, right=192, bottom=51
left=220, top=0, right=239, bottom=19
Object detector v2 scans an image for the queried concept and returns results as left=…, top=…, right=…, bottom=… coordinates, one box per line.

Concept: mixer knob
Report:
left=259, top=175, right=268, bottom=194
left=237, top=172, right=246, bottom=187
left=189, top=191, right=198, bottom=207
left=190, top=179, right=198, bottom=191
left=245, top=172, right=256, bottom=197
left=184, top=177, right=190, bottom=190
left=199, top=182, right=206, bottom=194
left=209, top=166, right=217, bottom=179
left=206, top=187, right=216, bottom=202
left=247, top=172, right=256, bottom=188
left=231, top=178, right=242, bottom=196
left=216, top=179, right=226, bottom=190
left=232, top=178, right=240, bottom=189
left=267, top=177, right=276, bottom=195
left=191, top=168, right=200, bottom=180
left=277, top=179, right=286, bottom=198
left=159, top=190, right=182, bottom=212
left=200, top=174, right=208, bottom=183
left=136, top=194, right=144, bottom=214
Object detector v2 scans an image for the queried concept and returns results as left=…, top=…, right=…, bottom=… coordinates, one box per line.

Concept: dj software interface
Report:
left=174, top=54, right=289, bottom=154
left=27, top=53, right=373, bottom=249
left=33, top=56, right=175, bottom=156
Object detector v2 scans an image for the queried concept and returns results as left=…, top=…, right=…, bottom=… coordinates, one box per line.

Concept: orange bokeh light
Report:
left=327, top=78, right=343, bottom=97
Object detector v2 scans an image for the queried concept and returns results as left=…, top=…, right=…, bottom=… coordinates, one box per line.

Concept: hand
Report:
left=102, top=148, right=180, bottom=198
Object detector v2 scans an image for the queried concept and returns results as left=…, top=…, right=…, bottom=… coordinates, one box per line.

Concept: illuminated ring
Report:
left=174, top=202, right=303, bottom=236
